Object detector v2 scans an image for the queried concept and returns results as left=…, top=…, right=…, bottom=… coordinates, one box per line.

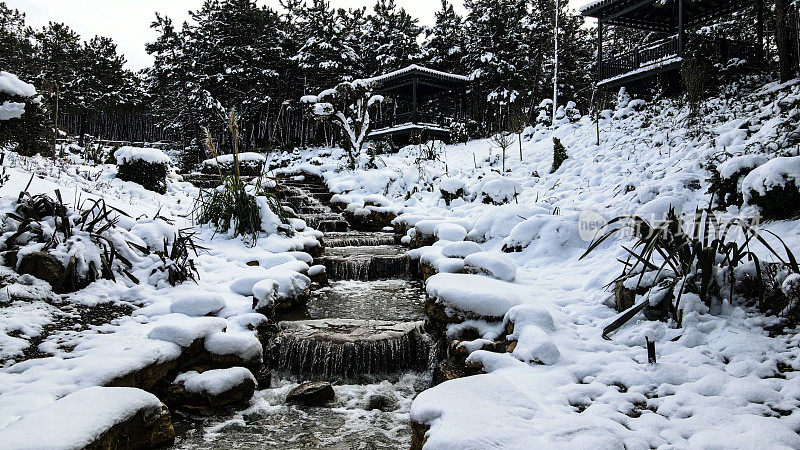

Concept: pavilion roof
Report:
left=581, top=0, right=758, bottom=31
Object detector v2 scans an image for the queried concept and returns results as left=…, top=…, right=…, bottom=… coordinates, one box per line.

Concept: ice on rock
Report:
left=0, top=386, right=164, bottom=450
left=440, top=240, right=483, bottom=258
left=434, top=223, right=467, bottom=242
left=464, top=251, right=516, bottom=281
left=426, top=273, right=531, bottom=319
left=169, top=293, right=225, bottom=317
left=176, top=367, right=256, bottom=396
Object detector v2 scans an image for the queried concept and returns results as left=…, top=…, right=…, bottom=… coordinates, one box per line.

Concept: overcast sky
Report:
left=7, top=0, right=592, bottom=71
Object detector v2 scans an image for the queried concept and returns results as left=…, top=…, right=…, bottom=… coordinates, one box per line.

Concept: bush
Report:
left=741, top=156, right=800, bottom=219
left=551, top=137, right=568, bottom=173
left=115, top=147, right=171, bottom=194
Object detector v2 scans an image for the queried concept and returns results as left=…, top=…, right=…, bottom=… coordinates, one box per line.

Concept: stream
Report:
left=174, top=176, right=433, bottom=449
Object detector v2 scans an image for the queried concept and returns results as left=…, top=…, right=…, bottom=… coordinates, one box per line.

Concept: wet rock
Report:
left=366, top=393, right=397, bottom=411
left=410, top=420, right=430, bottom=450
left=164, top=368, right=256, bottom=413
left=105, top=358, right=179, bottom=392
left=17, top=251, right=63, bottom=288
left=285, top=381, right=335, bottom=406
left=308, top=264, right=328, bottom=286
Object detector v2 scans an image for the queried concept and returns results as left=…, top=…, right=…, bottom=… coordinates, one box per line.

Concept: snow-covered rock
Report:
left=434, top=223, right=467, bottom=242
left=463, top=251, right=516, bottom=281
left=169, top=293, right=225, bottom=317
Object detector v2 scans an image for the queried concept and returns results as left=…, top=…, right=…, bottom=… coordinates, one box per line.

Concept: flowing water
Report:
left=174, top=176, right=433, bottom=449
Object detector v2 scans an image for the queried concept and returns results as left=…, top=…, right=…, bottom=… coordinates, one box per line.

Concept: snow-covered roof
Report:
left=357, top=64, right=470, bottom=86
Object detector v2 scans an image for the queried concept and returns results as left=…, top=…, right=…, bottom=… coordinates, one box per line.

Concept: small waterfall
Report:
left=317, top=253, right=410, bottom=281
left=271, top=319, right=432, bottom=380
left=322, top=232, right=397, bottom=248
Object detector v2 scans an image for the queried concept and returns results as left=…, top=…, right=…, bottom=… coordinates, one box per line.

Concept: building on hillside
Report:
left=581, top=0, right=765, bottom=91
left=365, top=64, right=471, bottom=149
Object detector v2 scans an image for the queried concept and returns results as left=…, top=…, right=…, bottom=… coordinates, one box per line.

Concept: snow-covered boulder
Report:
left=167, top=368, right=256, bottom=411
left=435, top=223, right=467, bottom=242
left=426, top=273, right=532, bottom=320
left=169, top=293, right=225, bottom=317
left=467, top=204, right=548, bottom=243
left=441, top=241, right=483, bottom=259
left=741, top=156, right=800, bottom=218
left=0, top=386, right=174, bottom=449
left=439, top=177, right=467, bottom=206
left=479, top=177, right=522, bottom=205
left=463, top=252, right=516, bottom=282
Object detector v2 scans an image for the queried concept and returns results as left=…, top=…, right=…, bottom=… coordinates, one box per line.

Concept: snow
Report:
left=169, top=293, right=226, bottom=317
left=0, top=386, right=163, bottom=449
left=0, top=101, right=25, bottom=120
left=147, top=316, right=227, bottom=348
left=426, top=273, right=532, bottom=318
left=0, top=72, right=36, bottom=98
left=741, top=156, right=800, bottom=201
left=202, top=152, right=266, bottom=167
left=439, top=177, right=466, bottom=195
left=434, top=223, right=467, bottom=242
left=176, top=367, right=256, bottom=396
left=114, top=146, right=171, bottom=165
left=718, top=154, right=768, bottom=179
left=463, top=251, right=516, bottom=281
left=440, top=240, right=483, bottom=258
left=357, top=64, right=470, bottom=85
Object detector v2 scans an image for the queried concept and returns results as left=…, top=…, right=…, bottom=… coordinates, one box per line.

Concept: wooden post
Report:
left=412, top=76, right=418, bottom=123
left=646, top=337, right=657, bottom=364
left=678, top=0, right=685, bottom=58
left=597, top=21, right=604, bottom=82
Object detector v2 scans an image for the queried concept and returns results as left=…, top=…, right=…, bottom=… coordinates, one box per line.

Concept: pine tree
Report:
left=0, top=3, right=35, bottom=79
left=423, top=0, right=465, bottom=74
left=364, top=0, right=422, bottom=75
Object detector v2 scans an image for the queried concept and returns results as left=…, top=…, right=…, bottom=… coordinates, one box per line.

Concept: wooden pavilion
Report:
left=581, top=0, right=764, bottom=90
left=365, top=64, right=470, bottom=146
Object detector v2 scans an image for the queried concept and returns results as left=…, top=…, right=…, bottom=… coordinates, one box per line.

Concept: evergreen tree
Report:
left=364, top=0, right=422, bottom=75
left=423, top=0, right=465, bottom=74
left=0, top=3, right=35, bottom=79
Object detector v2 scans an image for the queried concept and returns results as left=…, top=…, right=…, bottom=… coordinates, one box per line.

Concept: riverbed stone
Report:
left=17, top=251, right=63, bottom=288
left=285, top=381, right=335, bottom=406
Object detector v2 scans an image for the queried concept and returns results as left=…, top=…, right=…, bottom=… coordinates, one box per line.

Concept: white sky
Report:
left=7, top=0, right=592, bottom=71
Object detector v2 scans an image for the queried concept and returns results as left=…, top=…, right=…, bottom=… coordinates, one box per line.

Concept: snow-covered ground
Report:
left=274, top=77, right=800, bottom=448
left=0, top=151, right=320, bottom=446
left=0, top=76, right=798, bottom=448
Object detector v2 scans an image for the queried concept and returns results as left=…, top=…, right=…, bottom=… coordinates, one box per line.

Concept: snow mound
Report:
left=114, top=146, right=171, bottom=165
left=204, top=330, right=263, bottom=361
left=252, top=278, right=280, bottom=310
left=479, top=177, right=522, bottom=204
left=0, top=386, right=162, bottom=450
left=467, top=204, right=548, bottom=242
left=439, top=177, right=466, bottom=194
left=426, top=273, right=532, bottom=318
left=434, top=223, right=467, bottom=242
left=741, top=156, right=800, bottom=202
left=147, top=316, right=227, bottom=347
left=463, top=251, right=516, bottom=281
left=169, top=293, right=225, bottom=317
left=502, top=213, right=584, bottom=257
left=718, top=154, right=769, bottom=179
left=176, top=367, right=256, bottom=396
left=441, top=240, right=483, bottom=258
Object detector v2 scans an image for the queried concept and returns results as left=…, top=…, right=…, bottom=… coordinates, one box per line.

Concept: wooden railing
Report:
left=600, top=35, right=760, bottom=83
left=372, top=111, right=456, bottom=130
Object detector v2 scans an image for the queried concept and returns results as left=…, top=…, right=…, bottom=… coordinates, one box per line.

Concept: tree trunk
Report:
left=776, top=0, right=799, bottom=82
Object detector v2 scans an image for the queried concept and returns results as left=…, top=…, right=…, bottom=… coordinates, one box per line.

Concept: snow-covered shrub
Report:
left=581, top=207, right=799, bottom=336
left=0, top=193, right=142, bottom=292
left=144, top=228, right=201, bottom=287
left=479, top=177, right=522, bottom=205
left=114, top=146, right=171, bottom=194
left=741, top=156, right=800, bottom=219
left=201, top=152, right=266, bottom=177
left=439, top=177, right=466, bottom=206
left=0, top=71, right=49, bottom=156
left=551, top=137, right=568, bottom=173
left=707, top=154, right=769, bottom=208
left=195, top=121, right=289, bottom=243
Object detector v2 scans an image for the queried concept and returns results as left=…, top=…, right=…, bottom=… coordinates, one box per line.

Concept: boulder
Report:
left=366, top=393, right=398, bottom=412
left=285, top=381, right=335, bottom=406
left=17, top=251, right=63, bottom=288
left=164, top=368, right=256, bottom=413
left=0, top=386, right=174, bottom=450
